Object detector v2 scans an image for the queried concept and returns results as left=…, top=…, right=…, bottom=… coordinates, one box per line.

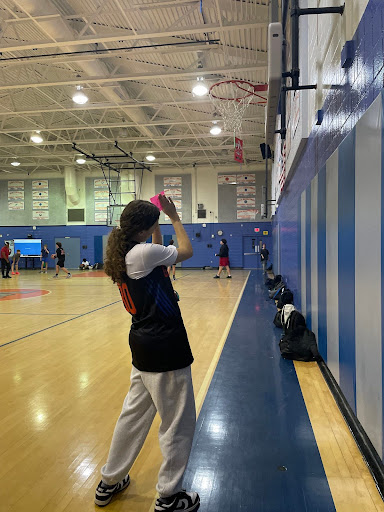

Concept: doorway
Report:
left=55, top=237, right=81, bottom=269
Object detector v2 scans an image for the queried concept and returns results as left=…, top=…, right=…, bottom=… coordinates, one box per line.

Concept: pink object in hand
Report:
left=150, top=191, right=165, bottom=210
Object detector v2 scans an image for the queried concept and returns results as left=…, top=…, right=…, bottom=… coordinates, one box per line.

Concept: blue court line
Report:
left=183, top=270, right=336, bottom=512
left=0, top=300, right=121, bottom=349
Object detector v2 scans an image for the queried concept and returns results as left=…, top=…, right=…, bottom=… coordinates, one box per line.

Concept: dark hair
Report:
left=82, top=258, right=87, bottom=262
left=104, top=200, right=160, bottom=284
left=168, top=239, right=174, bottom=245
left=221, top=239, right=227, bottom=245
left=56, top=242, right=62, bottom=248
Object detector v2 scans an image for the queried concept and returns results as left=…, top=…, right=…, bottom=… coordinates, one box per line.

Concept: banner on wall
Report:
left=172, top=199, right=182, bottom=209
left=95, top=212, right=108, bottom=222
left=8, top=201, right=24, bottom=210
left=165, top=211, right=182, bottom=221
left=237, top=197, right=256, bottom=208
left=94, top=189, right=109, bottom=200
left=32, top=190, right=49, bottom=199
left=164, top=177, right=182, bottom=187
left=164, top=188, right=182, bottom=198
left=33, top=200, right=48, bottom=209
left=32, top=180, right=48, bottom=189
left=8, top=180, right=24, bottom=190
left=95, top=201, right=109, bottom=211
left=237, top=186, right=256, bottom=196
left=8, top=190, right=24, bottom=200
left=237, top=209, right=258, bottom=220
left=234, top=137, right=244, bottom=163
left=94, top=179, right=108, bottom=188
left=33, top=210, right=49, bottom=220
left=218, top=174, right=237, bottom=185
left=237, top=174, right=256, bottom=184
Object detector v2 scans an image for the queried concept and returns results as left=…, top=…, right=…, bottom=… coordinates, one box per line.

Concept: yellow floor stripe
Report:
left=294, top=361, right=384, bottom=512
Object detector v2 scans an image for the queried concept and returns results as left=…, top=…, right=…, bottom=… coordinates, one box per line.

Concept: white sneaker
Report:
left=66, top=273, right=72, bottom=278
left=95, top=475, right=130, bottom=507
left=155, top=491, right=200, bottom=512
left=52, top=275, right=58, bottom=279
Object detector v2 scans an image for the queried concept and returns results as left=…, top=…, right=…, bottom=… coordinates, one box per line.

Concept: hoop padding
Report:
left=209, top=80, right=268, bottom=134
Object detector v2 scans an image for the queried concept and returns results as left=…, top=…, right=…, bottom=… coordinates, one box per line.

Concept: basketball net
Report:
left=209, top=80, right=267, bottom=136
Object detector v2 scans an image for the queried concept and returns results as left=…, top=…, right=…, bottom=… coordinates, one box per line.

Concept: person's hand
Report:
left=158, top=194, right=179, bottom=220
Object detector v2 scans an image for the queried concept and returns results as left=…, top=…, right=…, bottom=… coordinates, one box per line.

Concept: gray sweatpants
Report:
left=101, top=365, right=196, bottom=498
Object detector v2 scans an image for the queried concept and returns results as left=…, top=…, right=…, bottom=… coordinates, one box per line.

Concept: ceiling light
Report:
left=72, top=85, right=89, bottom=105
left=11, top=161, right=20, bottom=166
left=30, top=131, right=43, bottom=143
left=192, top=77, right=208, bottom=97
left=76, top=156, right=86, bottom=164
left=210, top=124, right=222, bottom=135
left=146, top=154, right=156, bottom=162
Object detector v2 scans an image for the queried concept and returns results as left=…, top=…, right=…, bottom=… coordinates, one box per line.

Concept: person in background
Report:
left=79, top=258, right=90, bottom=270
left=95, top=197, right=199, bottom=512
left=40, top=244, right=50, bottom=273
left=52, top=242, right=71, bottom=279
left=1, top=241, right=11, bottom=279
left=260, top=243, right=269, bottom=274
left=167, top=240, right=176, bottom=280
left=214, top=239, right=231, bottom=279
left=11, top=249, right=21, bottom=275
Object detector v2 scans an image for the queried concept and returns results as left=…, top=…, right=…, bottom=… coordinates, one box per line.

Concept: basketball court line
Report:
left=147, top=271, right=250, bottom=512
left=0, top=300, right=121, bottom=349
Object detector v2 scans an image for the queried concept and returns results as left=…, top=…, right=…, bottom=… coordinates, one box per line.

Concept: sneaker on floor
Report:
left=155, top=491, right=200, bottom=512
left=6, top=275, right=12, bottom=278
left=173, top=276, right=176, bottom=281
left=66, top=273, right=72, bottom=278
left=15, top=272, right=19, bottom=275
left=11, top=272, right=15, bottom=275
left=52, top=275, right=58, bottom=279
left=213, top=275, right=220, bottom=279
left=95, top=475, right=130, bottom=507
left=227, top=275, right=232, bottom=279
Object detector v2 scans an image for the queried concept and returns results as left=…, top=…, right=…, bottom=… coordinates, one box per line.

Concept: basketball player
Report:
left=52, top=242, right=71, bottom=278
left=95, top=196, right=199, bottom=512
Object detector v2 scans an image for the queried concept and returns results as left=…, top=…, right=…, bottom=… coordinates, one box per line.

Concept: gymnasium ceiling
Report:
left=0, top=0, right=270, bottom=174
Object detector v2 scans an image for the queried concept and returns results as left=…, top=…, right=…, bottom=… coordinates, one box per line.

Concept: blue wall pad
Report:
left=183, top=271, right=336, bottom=512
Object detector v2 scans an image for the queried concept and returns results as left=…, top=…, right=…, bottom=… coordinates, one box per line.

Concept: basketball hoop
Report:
left=209, top=80, right=268, bottom=134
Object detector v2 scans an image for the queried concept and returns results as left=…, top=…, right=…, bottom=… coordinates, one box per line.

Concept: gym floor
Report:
left=0, top=269, right=383, bottom=511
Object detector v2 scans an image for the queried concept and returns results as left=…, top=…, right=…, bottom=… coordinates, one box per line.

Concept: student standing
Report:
left=95, top=197, right=199, bottom=512
left=1, top=241, right=11, bottom=279
left=213, top=239, right=232, bottom=279
left=40, top=244, right=50, bottom=273
left=260, top=243, right=269, bottom=274
left=11, top=249, right=21, bottom=275
left=167, top=239, right=176, bottom=280
left=52, top=242, right=71, bottom=278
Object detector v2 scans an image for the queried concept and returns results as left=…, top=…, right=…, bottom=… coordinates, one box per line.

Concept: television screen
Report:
left=13, top=239, right=42, bottom=256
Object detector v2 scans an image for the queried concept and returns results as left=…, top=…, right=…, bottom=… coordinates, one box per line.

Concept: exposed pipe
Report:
left=64, top=166, right=80, bottom=206
left=0, top=40, right=219, bottom=63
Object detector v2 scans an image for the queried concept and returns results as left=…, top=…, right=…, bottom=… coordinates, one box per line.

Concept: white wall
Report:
left=272, top=0, right=370, bottom=207
left=141, top=164, right=265, bottom=223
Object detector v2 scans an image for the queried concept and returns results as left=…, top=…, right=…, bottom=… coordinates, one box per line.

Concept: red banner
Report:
left=234, top=137, right=243, bottom=163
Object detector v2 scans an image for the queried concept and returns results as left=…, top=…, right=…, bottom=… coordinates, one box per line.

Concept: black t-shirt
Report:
left=56, top=247, right=65, bottom=261
left=218, top=244, right=229, bottom=258
left=260, top=248, right=269, bottom=261
left=118, top=265, right=193, bottom=372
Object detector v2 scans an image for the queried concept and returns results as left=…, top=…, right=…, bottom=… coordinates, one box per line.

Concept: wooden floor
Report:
left=1, top=269, right=383, bottom=512
left=295, top=362, right=384, bottom=512
left=0, top=269, right=249, bottom=512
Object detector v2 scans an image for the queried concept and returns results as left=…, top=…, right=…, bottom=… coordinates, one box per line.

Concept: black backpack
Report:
left=279, top=326, right=321, bottom=362
left=273, top=310, right=283, bottom=328
left=282, top=309, right=306, bottom=335
left=277, top=289, right=294, bottom=309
